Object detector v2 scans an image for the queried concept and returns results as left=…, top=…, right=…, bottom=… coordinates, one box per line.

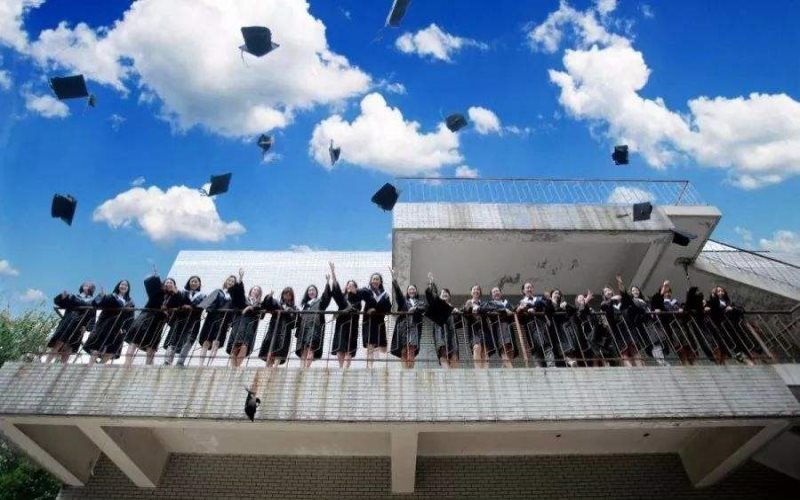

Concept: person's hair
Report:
left=550, top=288, right=562, bottom=298
left=302, top=285, right=319, bottom=306
left=441, top=288, right=451, bottom=296
left=406, top=284, right=417, bottom=299
left=249, top=286, right=263, bottom=300
left=222, top=275, right=237, bottom=289
left=164, top=278, right=177, bottom=292
left=471, top=284, right=482, bottom=295
left=281, top=287, right=295, bottom=306
left=344, top=279, right=358, bottom=294
left=370, top=273, right=384, bottom=290
left=521, top=282, right=533, bottom=292
left=184, top=275, right=202, bottom=291
left=491, top=286, right=501, bottom=295
left=112, top=280, right=131, bottom=301
left=79, top=281, right=96, bottom=296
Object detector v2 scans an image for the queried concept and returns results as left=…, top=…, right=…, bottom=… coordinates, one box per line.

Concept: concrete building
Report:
left=1, top=178, right=799, bottom=498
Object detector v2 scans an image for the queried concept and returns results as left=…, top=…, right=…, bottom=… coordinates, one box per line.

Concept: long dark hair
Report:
left=280, top=287, right=295, bottom=307
left=302, top=285, right=318, bottom=306
left=79, top=281, right=96, bottom=296
left=184, top=275, right=202, bottom=291
left=345, top=279, right=358, bottom=295
left=685, top=286, right=704, bottom=310
left=369, top=273, right=384, bottom=291
left=112, top=280, right=131, bottom=301
left=405, top=284, right=418, bottom=299
left=163, top=278, right=177, bottom=294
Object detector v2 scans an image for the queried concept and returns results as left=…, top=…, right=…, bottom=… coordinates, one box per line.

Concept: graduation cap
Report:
left=257, top=134, right=273, bottom=155
left=371, top=183, right=400, bottom=211
left=671, top=229, right=697, bottom=247
left=632, top=201, right=653, bottom=222
left=425, top=297, right=454, bottom=327
left=612, top=145, right=629, bottom=165
left=445, top=113, right=468, bottom=133
left=50, top=75, right=95, bottom=106
left=244, top=386, right=261, bottom=422
left=240, top=26, right=279, bottom=57
left=386, top=0, right=412, bottom=27
left=329, top=140, right=341, bottom=166
left=51, top=194, right=77, bottom=226
left=200, top=173, right=232, bottom=197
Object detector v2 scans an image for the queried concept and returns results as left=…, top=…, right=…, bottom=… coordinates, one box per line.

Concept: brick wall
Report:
left=60, top=453, right=798, bottom=499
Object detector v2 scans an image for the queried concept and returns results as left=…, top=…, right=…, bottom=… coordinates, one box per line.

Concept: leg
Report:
left=336, top=351, right=345, bottom=368
left=164, top=345, right=175, bottom=366
left=177, top=340, right=192, bottom=366
left=500, top=344, right=513, bottom=369
left=58, top=349, right=71, bottom=363
left=367, top=344, right=375, bottom=369
left=343, top=353, right=352, bottom=369
left=124, top=344, right=137, bottom=367
left=46, top=342, right=64, bottom=363
left=209, top=340, right=220, bottom=365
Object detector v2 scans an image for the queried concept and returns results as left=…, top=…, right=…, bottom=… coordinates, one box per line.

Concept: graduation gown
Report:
left=706, top=295, right=751, bottom=356
left=83, top=293, right=135, bottom=358
left=425, top=282, right=460, bottom=359
left=330, top=281, right=362, bottom=356
left=543, top=299, right=578, bottom=357
left=463, top=298, right=496, bottom=356
left=360, top=286, right=391, bottom=348
left=226, top=281, right=262, bottom=357
left=390, top=280, right=427, bottom=358
left=48, top=292, right=95, bottom=353
left=484, top=299, right=517, bottom=358
left=516, top=295, right=551, bottom=356
left=569, top=305, right=613, bottom=359
left=163, top=290, right=206, bottom=349
left=258, top=296, right=298, bottom=362
left=295, top=284, right=332, bottom=359
left=125, top=275, right=170, bottom=350
left=197, top=289, right=234, bottom=345
left=600, top=293, right=635, bottom=355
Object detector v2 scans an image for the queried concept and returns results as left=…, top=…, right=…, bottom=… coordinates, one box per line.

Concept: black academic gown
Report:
left=48, top=292, right=95, bottom=353
left=330, top=281, right=362, bottom=356
left=517, top=296, right=551, bottom=357
left=425, top=282, right=460, bottom=359
left=226, top=281, right=262, bottom=357
left=543, top=299, right=578, bottom=358
left=83, top=294, right=135, bottom=358
left=360, top=286, right=391, bottom=348
left=258, top=296, right=298, bottom=362
left=295, top=284, right=332, bottom=359
left=463, top=298, right=496, bottom=356
left=163, top=290, right=206, bottom=349
left=706, top=295, right=752, bottom=358
left=484, top=299, right=517, bottom=358
left=601, top=293, right=636, bottom=356
left=390, top=280, right=427, bottom=358
left=197, top=289, right=234, bottom=346
left=125, top=275, right=171, bottom=350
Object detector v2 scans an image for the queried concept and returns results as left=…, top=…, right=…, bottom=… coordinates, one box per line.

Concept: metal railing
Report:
left=393, top=177, right=705, bottom=206
left=32, top=304, right=800, bottom=369
left=698, top=240, right=800, bottom=293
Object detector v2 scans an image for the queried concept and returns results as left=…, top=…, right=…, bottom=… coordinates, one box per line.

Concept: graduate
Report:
left=389, top=268, right=427, bottom=369
left=259, top=286, right=299, bottom=367
left=46, top=281, right=96, bottom=363
left=163, top=276, right=206, bottom=366
left=464, top=284, right=494, bottom=368
left=360, top=272, right=391, bottom=368
left=196, top=274, right=237, bottom=365
left=651, top=280, right=694, bottom=365
left=83, top=280, right=135, bottom=363
left=683, top=286, right=722, bottom=364
left=600, top=275, right=647, bottom=367
left=484, top=286, right=516, bottom=368
left=515, top=282, right=553, bottom=367
left=705, top=286, right=755, bottom=365
left=542, top=289, right=580, bottom=367
left=424, top=273, right=461, bottom=368
left=295, top=273, right=332, bottom=368
left=329, top=262, right=362, bottom=368
left=124, top=273, right=183, bottom=366
left=569, top=290, right=613, bottom=366
left=226, top=269, right=264, bottom=367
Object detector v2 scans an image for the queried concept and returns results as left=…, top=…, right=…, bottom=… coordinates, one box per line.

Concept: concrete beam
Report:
left=390, top=430, right=418, bottom=494
left=631, top=235, right=670, bottom=292
left=78, top=424, right=168, bottom=488
left=753, top=429, right=800, bottom=480
left=0, top=420, right=94, bottom=486
left=679, top=421, right=790, bottom=487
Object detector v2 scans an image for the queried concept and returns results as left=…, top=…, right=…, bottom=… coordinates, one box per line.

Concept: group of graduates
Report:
left=44, top=262, right=757, bottom=369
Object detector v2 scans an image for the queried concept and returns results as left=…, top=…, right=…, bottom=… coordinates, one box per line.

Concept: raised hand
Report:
left=427, top=272, right=434, bottom=283
left=238, top=268, right=245, bottom=280
left=389, top=267, right=396, bottom=279
left=325, top=273, right=331, bottom=282
left=152, top=263, right=158, bottom=275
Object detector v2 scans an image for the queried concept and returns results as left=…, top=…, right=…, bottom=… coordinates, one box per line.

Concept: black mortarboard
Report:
left=632, top=201, right=652, bottom=222
left=203, top=173, right=232, bottom=197
left=257, top=134, right=272, bottom=154
left=671, top=229, right=697, bottom=247
left=445, top=113, right=468, bottom=132
left=371, top=183, right=400, bottom=211
left=329, top=140, right=341, bottom=166
left=50, top=75, right=89, bottom=100
left=240, top=26, right=279, bottom=57
left=244, top=387, right=260, bottom=422
left=51, top=194, right=77, bottom=226
left=612, top=145, right=629, bottom=165
left=386, top=0, right=412, bottom=27
left=425, top=298, right=454, bottom=327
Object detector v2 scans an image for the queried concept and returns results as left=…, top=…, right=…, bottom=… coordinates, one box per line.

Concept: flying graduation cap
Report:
left=49, top=75, right=95, bottom=107
left=386, top=0, right=412, bottom=27
left=371, top=183, right=400, bottom=211
left=240, top=26, right=280, bottom=58
left=329, top=140, right=342, bottom=166
left=612, top=145, right=629, bottom=165
left=200, top=173, right=232, bottom=197
left=257, top=134, right=273, bottom=155
left=445, top=113, right=468, bottom=133
left=671, top=229, right=697, bottom=247
left=244, top=386, right=261, bottom=422
left=51, top=194, right=77, bottom=226
left=632, top=201, right=653, bottom=222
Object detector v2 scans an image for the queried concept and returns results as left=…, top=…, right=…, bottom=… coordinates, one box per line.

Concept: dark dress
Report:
left=424, top=282, right=460, bottom=360
left=568, top=304, right=613, bottom=361
left=197, top=289, right=234, bottom=346
left=125, top=275, right=179, bottom=350
left=517, top=295, right=551, bottom=358
left=601, top=293, right=637, bottom=356
left=360, top=286, right=391, bottom=348
left=706, top=295, right=753, bottom=360
left=463, top=298, right=496, bottom=356
left=330, top=281, right=362, bottom=356
left=295, top=284, right=332, bottom=359
left=258, top=296, right=298, bottom=363
left=390, top=280, right=427, bottom=359
left=682, top=287, right=715, bottom=361
left=48, top=292, right=95, bottom=353
left=162, top=291, right=196, bottom=350
left=484, top=299, right=517, bottom=358
left=83, top=294, right=135, bottom=358
left=226, top=282, right=262, bottom=357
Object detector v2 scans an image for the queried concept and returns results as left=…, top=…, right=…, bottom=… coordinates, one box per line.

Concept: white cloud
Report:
left=530, top=1, right=800, bottom=188
left=309, top=92, right=462, bottom=175
left=0, top=259, right=20, bottom=277
left=109, top=113, right=126, bottom=130
left=130, top=176, right=145, bottom=187
left=0, top=0, right=43, bottom=51
left=467, top=106, right=501, bottom=135
left=0, top=69, right=10, bottom=90
left=289, top=244, right=319, bottom=253
left=382, top=82, right=406, bottom=95
left=12, top=0, right=371, bottom=137
left=640, top=4, right=655, bottom=19
left=93, top=184, right=245, bottom=244
left=23, top=90, right=69, bottom=118
left=606, top=186, right=655, bottom=204
left=759, top=230, right=800, bottom=255
left=595, top=0, right=617, bottom=16
left=734, top=226, right=753, bottom=244
left=395, top=23, right=487, bottom=62
left=17, top=288, right=45, bottom=302
left=455, top=165, right=479, bottom=178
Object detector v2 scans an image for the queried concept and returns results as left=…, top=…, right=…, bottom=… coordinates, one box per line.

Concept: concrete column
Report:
left=390, top=430, right=419, bottom=494
left=631, top=235, right=670, bottom=291
left=679, top=421, right=790, bottom=487
left=78, top=424, right=168, bottom=488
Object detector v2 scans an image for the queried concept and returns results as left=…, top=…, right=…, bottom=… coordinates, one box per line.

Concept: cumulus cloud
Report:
left=455, top=165, right=479, bottom=178
left=23, top=90, right=69, bottom=118
left=734, top=226, right=753, bottom=245
left=759, top=230, right=800, bottom=254
left=289, top=244, right=326, bottom=253
left=396, top=23, right=487, bottom=62
left=0, top=0, right=43, bottom=51
left=0, top=69, right=10, bottom=90
left=640, top=4, right=655, bottom=19
left=309, top=92, right=462, bottom=175
left=606, top=186, right=655, bottom=204
left=0, top=259, right=20, bottom=277
left=109, top=113, right=126, bottom=131
left=468, top=106, right=501, bottom=135
left=9, top=0, right=371, bottom=137
left=130, top=176, right=145, bottom=187
left=529, top=1, right=800, bottom=188
left=17, top=288, right=45, bottom=302
left=93, top=184, right=245, bottom=243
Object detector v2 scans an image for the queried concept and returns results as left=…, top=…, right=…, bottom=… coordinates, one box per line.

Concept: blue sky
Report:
left=0, top=0, right=798, bottom=308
